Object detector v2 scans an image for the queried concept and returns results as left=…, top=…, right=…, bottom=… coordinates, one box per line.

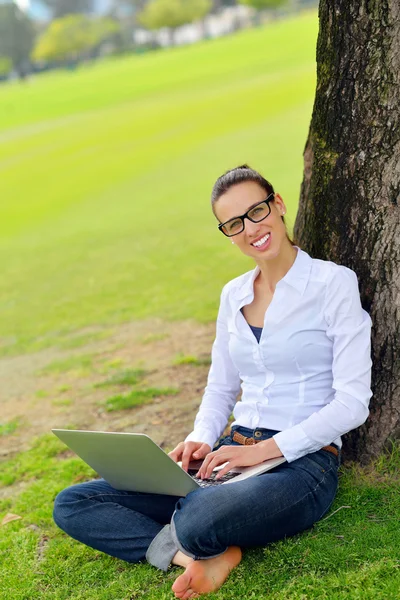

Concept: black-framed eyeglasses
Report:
left=218, top=193, right=275, bottom=237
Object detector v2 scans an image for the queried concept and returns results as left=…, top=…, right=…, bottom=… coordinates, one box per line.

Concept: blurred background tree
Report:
left=108, top=0, right=148, bottom=53
left=111, top=0, right=147, bottom=13
left=238, top=0, right=289, bottom=26
left=137, top=0, right=212, bottom=45
left=0, top=3, right=35, bottom=78
left=0, top=55, right=12, bottom=78
left=32, top=13, right=119, bottom=63
left=238, top=0, right=288, bottom=8
left=40, top=0, right=95, bottom=18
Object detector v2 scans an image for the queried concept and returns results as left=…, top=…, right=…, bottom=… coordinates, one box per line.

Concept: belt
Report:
left=232, top=431, right=339, bottom=457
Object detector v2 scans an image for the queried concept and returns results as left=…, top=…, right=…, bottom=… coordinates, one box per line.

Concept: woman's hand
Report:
left=168, top=441, right=212, bottom=472
left=197, top=438, right=283, bottom=480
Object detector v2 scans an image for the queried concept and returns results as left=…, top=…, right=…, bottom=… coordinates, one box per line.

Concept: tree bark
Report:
left=295, top=1, right=400, bottom=463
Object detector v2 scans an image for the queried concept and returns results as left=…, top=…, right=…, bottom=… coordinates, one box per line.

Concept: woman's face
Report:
left=214, top=181, right=289, bottom=261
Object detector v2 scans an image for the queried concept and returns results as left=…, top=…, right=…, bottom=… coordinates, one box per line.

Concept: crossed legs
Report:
left=53, top=450, right=338, bottom=597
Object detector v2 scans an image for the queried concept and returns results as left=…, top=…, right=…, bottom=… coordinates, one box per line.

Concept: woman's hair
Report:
left=211, top=164, right=274, bottom=212
left=211, top=164, right=295, bottom=245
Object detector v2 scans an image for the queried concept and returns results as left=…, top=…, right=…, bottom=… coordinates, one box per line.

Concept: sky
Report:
left=16, top=0, right=112, bottom=16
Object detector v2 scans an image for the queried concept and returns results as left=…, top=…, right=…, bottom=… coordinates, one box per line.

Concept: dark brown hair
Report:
left=211, top=164, right=295, bottom=245
left=211, top=164, right=274, bottom=212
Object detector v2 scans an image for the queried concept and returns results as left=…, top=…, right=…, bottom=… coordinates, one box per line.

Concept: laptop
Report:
left=52, top=429, right=286, bottom=497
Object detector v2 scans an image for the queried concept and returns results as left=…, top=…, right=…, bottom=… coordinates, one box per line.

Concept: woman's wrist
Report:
left=258, top=437, right=283, bottom=461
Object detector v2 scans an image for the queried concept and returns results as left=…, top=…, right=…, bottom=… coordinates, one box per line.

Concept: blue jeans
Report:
left=53, top=427, right=339, bottom=569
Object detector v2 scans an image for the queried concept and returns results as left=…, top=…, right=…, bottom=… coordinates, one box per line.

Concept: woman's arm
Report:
left=184, top=287, right=242, bottom=451
left=198, top=266, right=372, bottom=474
left=273, top=266, right=372, bottom=462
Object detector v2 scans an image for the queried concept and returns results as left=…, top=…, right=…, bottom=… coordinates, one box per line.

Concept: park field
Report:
left=0, top=11, right=317, bottom=356
left=1, top=10, right=399, bottom=600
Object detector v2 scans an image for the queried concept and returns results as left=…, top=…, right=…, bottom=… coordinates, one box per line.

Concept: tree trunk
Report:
left=294, top=0, right=400, bottom=463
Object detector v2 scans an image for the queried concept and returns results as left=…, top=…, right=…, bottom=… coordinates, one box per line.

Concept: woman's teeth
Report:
left=252, top=233, right=270, bottom=248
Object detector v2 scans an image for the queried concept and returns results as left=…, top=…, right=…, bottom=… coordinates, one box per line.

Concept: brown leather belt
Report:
left=232, top=431, right=339, bottom=457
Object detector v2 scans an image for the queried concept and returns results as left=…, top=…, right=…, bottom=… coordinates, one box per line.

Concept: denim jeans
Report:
left=53, top=426, right=339, bottom=570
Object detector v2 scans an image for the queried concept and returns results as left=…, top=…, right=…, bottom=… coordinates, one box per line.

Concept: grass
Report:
left=94, top=368, right=148, bottom=388
left=0, top=436, right=399, bottom=599
left=0, top=418, right=20, bottom=436
left=56, top=384, right=71, bottom=393
left=138, top=332, right=170, bottom=345
left=0, top=11, right=318, bottom=357
left=51, top=398, right=73, bottom=407
left=56, top=329, right=114, bottom=350
left=39, top=353, right=97, bottom=375
left=103, top=387, right=179, bottom=412
left=35, top=389, right=50, bottom=398
left=173, top=354, right=212, bottom=367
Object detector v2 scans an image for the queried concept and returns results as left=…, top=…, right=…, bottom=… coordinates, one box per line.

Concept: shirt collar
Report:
left=280, top=247, right=313, bottom=295
left=233, top=247, right=312, bottom=300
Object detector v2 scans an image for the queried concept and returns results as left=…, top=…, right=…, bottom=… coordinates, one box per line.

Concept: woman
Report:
left=53, top=165, right=372, bottom=599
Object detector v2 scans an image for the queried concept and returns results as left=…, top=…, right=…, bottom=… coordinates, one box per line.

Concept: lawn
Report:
left=0, top=11, right=316, bottom=357
left=1, top=9, right=399, bottom=600
left=1, top=434, right=399, bottom=599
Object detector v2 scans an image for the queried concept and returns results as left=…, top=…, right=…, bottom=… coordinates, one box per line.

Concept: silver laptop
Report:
left=52, top=429, right=286, bottom=497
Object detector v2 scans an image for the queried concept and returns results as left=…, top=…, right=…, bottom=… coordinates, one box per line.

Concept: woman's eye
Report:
left=251, top=207, right=263, bottom=215
left=228, top=220, right=242, bottom=231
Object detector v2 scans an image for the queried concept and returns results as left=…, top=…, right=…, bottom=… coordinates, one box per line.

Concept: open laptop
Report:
left=52, top=429, right=286, bottom=497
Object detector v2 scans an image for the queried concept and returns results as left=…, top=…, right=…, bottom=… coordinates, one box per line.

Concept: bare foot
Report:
left=171, top=546, right=242, bottom=599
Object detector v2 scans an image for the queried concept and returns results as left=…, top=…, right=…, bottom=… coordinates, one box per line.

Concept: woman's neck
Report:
left=255, top=243, right=297, bottom=293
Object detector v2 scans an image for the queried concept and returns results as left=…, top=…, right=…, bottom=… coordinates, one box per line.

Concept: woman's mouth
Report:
left=251, top=233, right=271, bottom=251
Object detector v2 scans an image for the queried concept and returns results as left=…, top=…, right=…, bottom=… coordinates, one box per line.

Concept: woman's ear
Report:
left=274, top=193, right=286, bottom=216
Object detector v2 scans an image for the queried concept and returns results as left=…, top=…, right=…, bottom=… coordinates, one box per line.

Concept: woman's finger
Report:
left=192, top=443, right=211, bottom=459
left=200, top=447, right=258, bottom=478
left=168, top=442, right=184, bottom=462
left=197, top=451, right=219, bottom=477
left=215, top=461, right=236, bottom=479
left=201, top=453, right=231, bottom=479
left=181, top=444, right=200, bottom=472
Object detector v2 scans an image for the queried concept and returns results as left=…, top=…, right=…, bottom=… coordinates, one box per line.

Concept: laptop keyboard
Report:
left=188, top=470, right=241, bottom=488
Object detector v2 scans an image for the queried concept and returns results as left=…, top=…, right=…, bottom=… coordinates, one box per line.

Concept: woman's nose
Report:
left=244, top=218, right=261, bottom=236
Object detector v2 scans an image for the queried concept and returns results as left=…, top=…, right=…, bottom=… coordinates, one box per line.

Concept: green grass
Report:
left=103, top=386, right=179, bottom=411
left=94, top=368, right=148, bottom=388
left=138, top=332, right=170, bottom=345
left=51, top=398, right=73, bottom=407
left=39, top=353, right=97, bottom=375
left=173, top=354, right=212, bottom=367
left=0, top=418, right=20, bottom=436
left=56, top=329, right=114, bottom=350
left=1, top=436, right=399, bottom=599
left=0, top=12, right=317, bottom=357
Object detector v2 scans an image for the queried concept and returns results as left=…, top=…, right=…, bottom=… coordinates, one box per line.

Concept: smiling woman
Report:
left=212, top=164, right=294, bottom=256
left=53, top=164, right=373, bottom=599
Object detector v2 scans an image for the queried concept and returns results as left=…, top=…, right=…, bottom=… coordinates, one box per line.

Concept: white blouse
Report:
left=185, top=248, right=372, bottom=462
